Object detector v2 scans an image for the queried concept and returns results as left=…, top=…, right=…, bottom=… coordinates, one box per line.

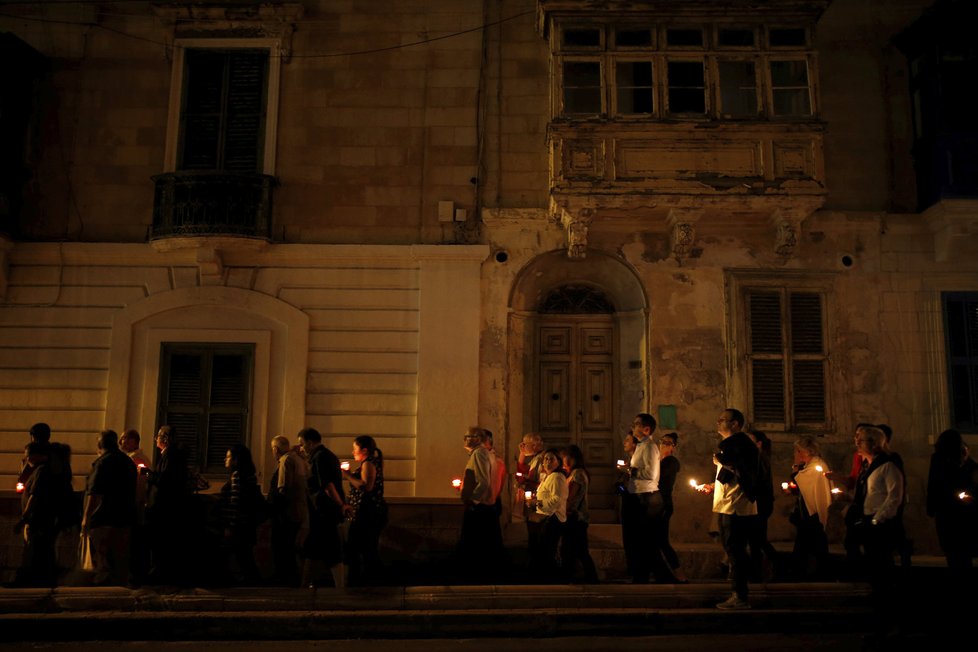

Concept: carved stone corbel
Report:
left=196, top=247, right=225, bottom=286
left=770, top=208, right=808, bottom=258
left=667, top=209, right=703, bottom=261
left=558, top=207, right=593, bottom=259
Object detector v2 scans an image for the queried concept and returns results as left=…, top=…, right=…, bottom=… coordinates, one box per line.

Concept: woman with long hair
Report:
left=657, top=432, right=688, bottom=582
left=221, top=443, right=261, bottom=584
left=560, top=444, right=598, bottom=583
left=342, top=435, right=388, bottom=586
left=527, top=448, right=567, bottom=581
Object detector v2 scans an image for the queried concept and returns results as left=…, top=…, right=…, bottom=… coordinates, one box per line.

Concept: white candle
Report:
left=781, top=482, right=790, bottom=490
left=524, top=490, right=532, bottom=500
left=451, top=478, right=462, bottom=489
left=340, top=461, right=351, bottom=471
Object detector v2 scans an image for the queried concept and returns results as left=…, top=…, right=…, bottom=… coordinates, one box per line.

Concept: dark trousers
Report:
left=528, top=514, right=564, bottom=581
left=623, top=492, right=673, bottom=583
left=458, top=503, right=503, bottom=582
left=560, top=517, right=598, bottom=583
left=17, top=526, right=58, bottom=587
left=271, top=518, right=301, bottom=586
left=346, top=505, right=387, bottom=586
left=657, top=507, right=681, bottom=570
left=718, top=512, right=755, bottom=600
left=792, top=513, right=829, bottom=578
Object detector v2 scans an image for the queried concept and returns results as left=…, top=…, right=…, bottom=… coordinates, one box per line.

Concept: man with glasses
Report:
left=698, top=408, right=758, bottom=609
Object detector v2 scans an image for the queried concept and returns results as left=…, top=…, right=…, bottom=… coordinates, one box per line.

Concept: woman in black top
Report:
left=657, top=433, right=687, bottom=583
left=221, top=444, right=261, bottom=584
left=342, top=435, right=388, bottom=586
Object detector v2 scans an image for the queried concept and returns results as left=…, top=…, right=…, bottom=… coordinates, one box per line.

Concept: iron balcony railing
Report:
left=151, top=171, right=275, bottom=240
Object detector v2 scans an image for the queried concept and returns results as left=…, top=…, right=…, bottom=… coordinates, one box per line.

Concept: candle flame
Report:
left=617, top=459, right=626, bottom=466
left=959, top=491, right=970, bottom=500
left=451, top=478, right=462, bottom=489
left=340, top=461, right=350, bottom=471
left=831, top=488, right=843, bottom=494
left=15, top=482, right=25, bottom=493
left=781, top=482, right=789, bottom=490
left=524, top=490, right=532, bottom=499
left=815, top=465, right=824, bottom=473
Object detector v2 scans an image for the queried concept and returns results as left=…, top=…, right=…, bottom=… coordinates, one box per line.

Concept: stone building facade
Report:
left=1, top=0, right=976, bottom=557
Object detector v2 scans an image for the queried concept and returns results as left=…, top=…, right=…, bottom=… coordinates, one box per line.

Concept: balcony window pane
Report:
left=563, top=61, right=602, bottom=114
left=562, top=29, right=601, bottom=48
left=718, top=28, right=755, bottom=47
left=667, top=61, right=705, bottom=113
left=616, top=29, right=653, bottom=48
left=666, top=29, right=703, bottom=47
left=769, top=28, right=807, bottom=47
left=719, top=60, right=757, bottom=116
left=616, top=61, right=653, bottom=114
left=771, top=60, right=811, bottom=116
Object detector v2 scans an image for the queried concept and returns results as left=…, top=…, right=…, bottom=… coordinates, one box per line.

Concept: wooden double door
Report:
left=535, top=317, right=618, bottom=523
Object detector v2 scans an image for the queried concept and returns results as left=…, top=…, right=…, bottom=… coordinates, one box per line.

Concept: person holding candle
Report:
left=342, top=435, right=388, bottom=586
left=697, top=408, right=758, bottom=610
left=789, top=435, right=833, bottom=579
left=220, top=444, right=262, bottom=585
left=527, top=448, right=567, bottom=581
left=621, top=413, right=673, bottom=584
left=560, top=445, right=598, bottom=583
left=847, top=426, right=904, bottom=603
left=515, top=432, right=545, bottom=543
left=926, top=429, right=978, bottom=571
left=119, top=428, right=151, bottom=584
left=13, top=443, right=59, bottom=587
left=146, top=425, right=191, bottom=585
left=457, top=427, right=502, bottom=581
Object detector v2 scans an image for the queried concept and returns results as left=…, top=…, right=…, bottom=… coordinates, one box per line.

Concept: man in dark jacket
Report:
left=82, top=430, right=137, bottom=585
left=298, top=427, right=346, bottom=588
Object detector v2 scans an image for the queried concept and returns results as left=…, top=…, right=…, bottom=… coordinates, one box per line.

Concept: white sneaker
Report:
left=716, top=593, right=751, bottom=610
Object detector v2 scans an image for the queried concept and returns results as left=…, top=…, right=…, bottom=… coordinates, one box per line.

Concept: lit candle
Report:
left=959, top=491, right=970, bottom=500
left=137, top=463, right=146, bottom=469
left=340, top=461, right=351, bottom=471
left=515, top=472, right=523, bottom=478
left=617, top=459, right=626, bottom=467
left=781, top=482, right=790, bottom=491
left=524, top=490, right=532, bottom=500
left=831, top=488, right=843, bottom=494
left=688, top=479, right=698, bottom=488
left=451, top=478, right=462, bottom=490
left=15, top=482, right=25, bottom=493
left=815, top=465, right=824, bottom=473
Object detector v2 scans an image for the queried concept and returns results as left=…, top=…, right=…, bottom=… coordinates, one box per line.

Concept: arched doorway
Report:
left=507, top=251, right=648, bottom=523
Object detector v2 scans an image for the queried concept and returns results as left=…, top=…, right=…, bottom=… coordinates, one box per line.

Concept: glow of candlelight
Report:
left=831, top=488, right=843, bottom=494
left=515, top=472, right=523, bottom=478
left=137, top=463, right=146, bottom=469
left=617, top=459, right=626, bottom=466
left=959, top=491, right=970, bottom=500
left=815, top=465, right=824, bottom=473
left=451, top=478, right=462, bottom=489
left=781, top=482, right=790, bottom=490
left=524, top=490, right=532, bottom=500
left=340, top=461, right=351, bottom=471
left=688, top=479, right=698, bottom=488
left=15, top=482, right=25, bottom=493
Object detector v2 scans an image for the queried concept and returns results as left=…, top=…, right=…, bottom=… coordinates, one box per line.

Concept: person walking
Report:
left=342, top=435, right=388, bottom=586
left=789, top=435, right=833, bottom=579
left=220, top=444, right=262, bottom=585
left=14, top=443, right=59, bottom=587
left=299, top=427, right=347, bottom=589
left=698, top=408, right=758, bottom=610
left=560, top=445, right=598, bottom=583
left=656, top=432, right=688, bottom=583
left=81, top=430, right=137, bottom=586
left=269, top=435, right=309, bottom=586
left=457, top=427, right=503, bottom=582
left=145, top=425, right=191, bottom=585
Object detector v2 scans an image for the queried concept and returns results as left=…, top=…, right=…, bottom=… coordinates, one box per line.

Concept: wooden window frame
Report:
left=727, top=274, right=833, bottom=434
left=156, top=342, right=255, bottom=475
left=163, top=38, right=282, bottom=175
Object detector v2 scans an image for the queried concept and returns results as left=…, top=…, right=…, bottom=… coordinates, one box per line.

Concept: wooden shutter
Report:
left=944, top=294, right=978, bottom=430
left=790, top=292, right=826, bottom=424
left=158, top=344, right=253, bottom=473
left=749, top=291, right=786, bottom=423
left=747, top=288, right=827, bottom=429
left=178, top=49, right=268, bottom=172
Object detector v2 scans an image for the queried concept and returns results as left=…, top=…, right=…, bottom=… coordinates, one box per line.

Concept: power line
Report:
left=0, top=7, right=534, bottom=59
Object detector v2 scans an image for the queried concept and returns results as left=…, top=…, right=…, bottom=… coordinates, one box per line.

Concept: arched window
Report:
left=539, top=284, right=615, bottom=314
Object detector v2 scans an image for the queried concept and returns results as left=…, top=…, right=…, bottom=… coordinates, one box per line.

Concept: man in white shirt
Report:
left=622, top=413, right=673, bottom=584
left=458, top=427, right=502, bottom=580
left=270, top=435, right=310, bottom=586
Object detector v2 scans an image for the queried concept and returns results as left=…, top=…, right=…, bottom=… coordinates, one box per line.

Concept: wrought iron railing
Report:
left=151, top=171, right=275, bottom=240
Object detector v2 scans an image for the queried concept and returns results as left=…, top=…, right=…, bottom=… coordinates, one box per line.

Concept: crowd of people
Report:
left=12, top=423, right=387, bottom=589
left=10, top=412, right=978, bottom=603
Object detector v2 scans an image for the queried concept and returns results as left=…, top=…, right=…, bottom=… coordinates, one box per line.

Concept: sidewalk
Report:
left=0, top=581, right=876, bottom=641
